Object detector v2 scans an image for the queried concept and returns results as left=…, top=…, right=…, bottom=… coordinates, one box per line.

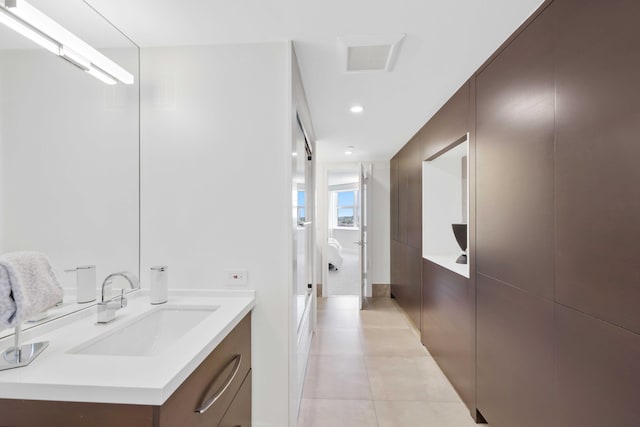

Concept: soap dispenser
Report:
left=150, top=266, right=168, bottom=305
left=65, top=265, right=96, bottom=303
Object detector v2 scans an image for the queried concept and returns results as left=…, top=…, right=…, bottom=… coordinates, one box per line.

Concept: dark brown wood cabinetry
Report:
left=157, top=314, right=252, bottom=427
left=218, top=372, right=252, bottom=427
left=476, top=2, right=555, bottom=300
left=390, top=156, right=399, bottom=242
left=391, top=0, right=640, bottom=425
left=552, top=1, right=640, bottom=425
left=476, top=275, right=554, bottom=427
left=475, top=4, right=556, bottom=425
left=421, top=259, right=474, bottom=413
left=417, top=81, right=476, bottom=417
left=554, top=0, right=640, bottom=335
left=406, top=140, right=422, bottom=250
left=391, top=137, right=422, bottom=329
left=397, top=146, right=409, bottom=245
left=554, top=305, right=640, bottom=426
left=0, top=314, right=252, bottom=427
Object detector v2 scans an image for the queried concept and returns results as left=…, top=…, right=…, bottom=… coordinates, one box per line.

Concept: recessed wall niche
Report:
left=422, top=135, right=469, bottom=278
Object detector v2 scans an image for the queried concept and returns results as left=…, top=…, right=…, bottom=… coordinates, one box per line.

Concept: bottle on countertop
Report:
left=65, top=265, right=96, bottom=304
left=150, top=266, right=168, bottom=305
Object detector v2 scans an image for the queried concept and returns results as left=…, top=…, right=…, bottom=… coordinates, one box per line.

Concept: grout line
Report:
left=362, top=342, right=380, bottom=427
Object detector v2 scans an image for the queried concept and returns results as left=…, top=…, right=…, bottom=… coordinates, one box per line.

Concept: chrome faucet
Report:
left=97, top=271, right=140, bottom=324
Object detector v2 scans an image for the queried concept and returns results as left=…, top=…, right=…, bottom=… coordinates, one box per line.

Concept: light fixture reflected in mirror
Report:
left=0, top=0, right=133, bottom=85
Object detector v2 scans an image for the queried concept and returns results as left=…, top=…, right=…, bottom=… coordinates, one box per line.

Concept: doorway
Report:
left=323, top=165, right=370, bottom=307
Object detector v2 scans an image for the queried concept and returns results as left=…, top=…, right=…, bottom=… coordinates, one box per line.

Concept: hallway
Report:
left=298, top=296, right=478, bottom=427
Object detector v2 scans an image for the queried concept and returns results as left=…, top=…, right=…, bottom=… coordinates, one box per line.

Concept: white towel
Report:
left=0, top=251, right=63, bottom=331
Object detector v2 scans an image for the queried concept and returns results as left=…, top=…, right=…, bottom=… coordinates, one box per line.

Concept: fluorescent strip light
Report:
left=87, top=66, right=116, bottom=85
left=60, top=46, right=90, bottom=71
left=0, top=6, right=59, bottom=55
left=5, top=0, right=134, bottom=84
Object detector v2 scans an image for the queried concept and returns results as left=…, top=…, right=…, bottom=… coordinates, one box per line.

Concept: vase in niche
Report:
left=451, top=224, right=467, bottom=264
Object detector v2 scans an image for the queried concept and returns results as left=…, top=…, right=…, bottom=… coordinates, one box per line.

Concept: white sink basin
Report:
left=70, top=305, right=218, bottom=357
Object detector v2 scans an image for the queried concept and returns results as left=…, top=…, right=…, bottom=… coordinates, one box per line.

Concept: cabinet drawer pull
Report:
left=195, top=354, right=242, bottom=414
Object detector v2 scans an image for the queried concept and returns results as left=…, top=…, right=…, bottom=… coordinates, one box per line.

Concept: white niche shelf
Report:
left=422, top=135, right=469, bottom=278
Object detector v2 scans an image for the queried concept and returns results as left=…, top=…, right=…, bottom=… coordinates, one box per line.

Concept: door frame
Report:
left=320, top=163, right=371, bottom=302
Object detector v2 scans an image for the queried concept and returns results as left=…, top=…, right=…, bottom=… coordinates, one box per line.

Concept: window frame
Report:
left=334, top=189, right=359, bottom=229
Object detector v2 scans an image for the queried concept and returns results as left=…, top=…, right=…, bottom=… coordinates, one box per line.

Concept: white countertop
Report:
left=0, top=289, right=255, bottom=405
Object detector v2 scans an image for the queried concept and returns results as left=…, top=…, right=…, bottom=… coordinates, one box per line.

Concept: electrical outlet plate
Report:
left=224, top=269, right=248, bottom=285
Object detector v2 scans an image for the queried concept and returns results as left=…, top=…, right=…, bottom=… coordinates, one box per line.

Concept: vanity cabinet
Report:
left=218, top=373, right=252, bottom=427
left=157, top=313, right=252, bottom=426
left=0, top=314, right=252, bottom=427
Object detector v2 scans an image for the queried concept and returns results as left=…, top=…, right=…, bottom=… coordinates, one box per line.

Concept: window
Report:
left=297, top=190, right=306, bottom=223
left=335, top=190, right=359, bottom=228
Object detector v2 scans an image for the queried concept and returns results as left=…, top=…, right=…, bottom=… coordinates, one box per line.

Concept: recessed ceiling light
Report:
left=345, top=146, right=354, bottom=155
left=292, top=152, right=298, bottom=157
left=350, top=105, right=364, bottom=114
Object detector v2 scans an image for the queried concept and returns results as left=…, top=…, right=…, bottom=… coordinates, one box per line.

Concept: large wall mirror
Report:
left=0, top=0, right=139, bottom=336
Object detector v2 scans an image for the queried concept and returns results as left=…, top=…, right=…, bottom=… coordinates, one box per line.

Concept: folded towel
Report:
left=0, top=251, right=63, bottom=331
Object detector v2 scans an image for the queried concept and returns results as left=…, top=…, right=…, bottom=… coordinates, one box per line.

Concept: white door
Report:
left=357, top=163, right=370, bottom=310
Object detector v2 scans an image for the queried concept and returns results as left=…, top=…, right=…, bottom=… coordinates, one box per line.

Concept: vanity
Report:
left=0, top=2, right=256, bottom=426
left=0, top=290, right=255, bottom=427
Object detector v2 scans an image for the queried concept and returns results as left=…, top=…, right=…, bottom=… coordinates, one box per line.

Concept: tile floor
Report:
left=298, top=296, right=479, bottom=427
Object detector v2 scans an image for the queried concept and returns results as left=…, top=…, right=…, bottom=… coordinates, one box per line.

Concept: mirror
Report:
left=0, top=0, right=139, bottom=336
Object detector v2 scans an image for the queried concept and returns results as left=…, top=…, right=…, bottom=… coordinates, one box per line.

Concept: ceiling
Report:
left=84, top=0, right=544, bottom=163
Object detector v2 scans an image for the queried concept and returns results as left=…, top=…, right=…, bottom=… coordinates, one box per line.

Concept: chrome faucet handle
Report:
left=97, top=279, right=133, bottom=324
left=119, top=288, right=128, bottom=308
left=100, top=271, right=139, bottom=302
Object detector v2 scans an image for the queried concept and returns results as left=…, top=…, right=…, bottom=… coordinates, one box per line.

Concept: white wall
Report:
left=423, top=141, right=469, bottom=278
left=423, top=142, right=467, bottom=258
left=369, top=161, right=390, bottom=285
left=0, top=48, right=139, bottom=287
left=140, top=43, right=291, bottom=427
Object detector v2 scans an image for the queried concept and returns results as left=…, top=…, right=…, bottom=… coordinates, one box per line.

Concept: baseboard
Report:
left=316, top=283, right=390, bottom=297
left=372, top=283, right=390, bottom=297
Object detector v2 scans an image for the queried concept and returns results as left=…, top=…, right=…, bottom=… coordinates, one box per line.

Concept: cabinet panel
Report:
left=391, top=242, right=420, bottom=330
left=421, top=82, right=470, bottom=160
left=407, top=139, right=422, bottom=250
left=390, top=156, right=399, bottom=242
left=390, top=239, right=403, bottom=300
left=0, top=400, right=153, bottom=427
left=555, top=0, right=640, bottom=333
left=219, top=371, right=252, bottom=427
left=158, top=314, right=252, bottom=427
left=397, top=147, right=410, bottom=244
left=476, top=274, right=554, bottom=427
left=476, top=4, right=555, bottom=299
left=390, top=240, right=407, bottom=302
left=405, top=244, right=422, bottom=328
left=421, top=260, right=473, bottom=413
left=554, top=305, right=640, bottom=427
